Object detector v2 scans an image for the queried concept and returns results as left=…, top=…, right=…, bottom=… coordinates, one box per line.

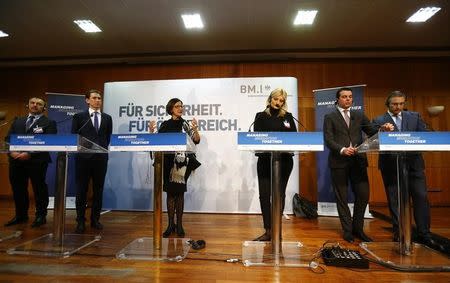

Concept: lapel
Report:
left=25, top=116, right=48, bottom=134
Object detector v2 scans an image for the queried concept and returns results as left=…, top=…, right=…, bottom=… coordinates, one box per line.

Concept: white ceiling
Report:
left=0, top=0, right=449, bottom=66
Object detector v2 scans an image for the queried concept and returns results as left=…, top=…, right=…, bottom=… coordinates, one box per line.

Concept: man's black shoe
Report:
left=4, top=216, right=29, bottom=227
left=343, top=232, right=354, bottom=243
left=90, top=221, right=103, bottom=230
left=353, top=231, right=373, bottom=242
left=75, top=222, right=86, bottom=233
left=31, top=216, right=46, bottom=228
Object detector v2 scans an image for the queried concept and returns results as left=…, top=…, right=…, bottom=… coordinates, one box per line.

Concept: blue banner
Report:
left=313, top=85, right=365, bottom=216
left=379, top=132, right=450, bottom=151
left=46, top=93, right=86, bottom=203
left=237, top=132, right=323, bottom=151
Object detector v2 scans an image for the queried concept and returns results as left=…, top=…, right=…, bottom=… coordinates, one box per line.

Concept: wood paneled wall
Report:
left=1, top=58, right=449, bottom=205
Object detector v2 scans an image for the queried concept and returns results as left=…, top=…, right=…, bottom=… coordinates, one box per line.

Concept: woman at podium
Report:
left=149, top=98, right=201, bottom=238
left=252, top=88, right=297, bottom=241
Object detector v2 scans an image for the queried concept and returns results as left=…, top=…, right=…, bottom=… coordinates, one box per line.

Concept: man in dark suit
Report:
left=5, top=97, right=57, bottom=228
left=323, top=87, right=392, bottom=243
left=71, top=90, right=112, bottom=233
left=373, top=90, right=432, bottom=244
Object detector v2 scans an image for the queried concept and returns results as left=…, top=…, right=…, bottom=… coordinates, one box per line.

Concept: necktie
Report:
left=26, top=115, right=35, bottom=130
left=343, top=109, right=350, bottom=127
left=94, top=112, right=99, bottom=132
left=394, top=115, right=402, bottom=131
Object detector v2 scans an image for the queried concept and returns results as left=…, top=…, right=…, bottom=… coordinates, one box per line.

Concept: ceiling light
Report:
left=293, top=10, right=318, bottom=25
left=181, top=13, right=204, bottom=29
left=74, top=20, right=102, bottom=33
left=406, top=7, right=441, bottom=23
left=0, top=30, right=9, bottom=37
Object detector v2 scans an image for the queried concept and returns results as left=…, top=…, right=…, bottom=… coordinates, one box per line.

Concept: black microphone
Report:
left=291, top=115, right=306, bottom=132
left=248, top=120, right=256, bottom=132
left=77, top=113, right=94, bottom=134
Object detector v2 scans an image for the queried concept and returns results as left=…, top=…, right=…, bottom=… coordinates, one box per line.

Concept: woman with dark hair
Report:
left=149, top=98, right=201, bottom=237
left=253, top=88, right=297, bottom=241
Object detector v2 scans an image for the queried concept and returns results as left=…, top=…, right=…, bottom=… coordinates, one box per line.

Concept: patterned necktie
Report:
left=26, top=115, right=35, bottom=130
left=93, top=112, right=99, bottom=132
left=343, top=109, right=350, bottom=127
left=394, top=115, right=402, bottom=131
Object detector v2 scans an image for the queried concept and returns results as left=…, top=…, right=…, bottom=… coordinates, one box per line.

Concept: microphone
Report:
left=77, top=113, right=94, bottom=133
left=291, top=115, right=306, bottom=132
left=248, top=120, right=255, bottom=132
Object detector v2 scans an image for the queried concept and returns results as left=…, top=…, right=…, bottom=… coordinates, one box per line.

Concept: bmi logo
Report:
left=240, top=84, right=271, bottom=94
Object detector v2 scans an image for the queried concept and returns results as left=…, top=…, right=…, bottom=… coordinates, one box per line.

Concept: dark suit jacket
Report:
left=323, top=109, right=379, bottom=169
left=6, top=115, right=57, bottom=163
left=71, top=110, right=112, bottom=159
left=373, top=111, right=427, bottom=171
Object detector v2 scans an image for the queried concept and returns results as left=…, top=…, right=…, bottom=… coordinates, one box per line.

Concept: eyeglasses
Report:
left=390, top=102, right=405, bottom=106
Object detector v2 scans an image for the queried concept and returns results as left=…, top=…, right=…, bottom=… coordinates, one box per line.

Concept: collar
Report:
left=336, top=106, right=350, bottom=113
left=89, top=108, right=101, bottom=115
left=28, top=113, right=43, bottom=119
left=388, top=111, right=402, bottom=118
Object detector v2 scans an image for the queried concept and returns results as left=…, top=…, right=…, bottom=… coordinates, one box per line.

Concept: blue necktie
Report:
left=94, top=112, right=99, bottom=132
left=394, top=115, right=402, bottom=131
left=26, top=115, right=35, bottom=130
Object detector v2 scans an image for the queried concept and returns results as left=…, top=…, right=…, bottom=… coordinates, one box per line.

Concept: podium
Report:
left=110, top=133, right=194, bottom=261
left=6, top=134, right=107, bottom=257
left=357, top=131, right=450, bottom=271
left=0, top=141, right=23, bottom=242
left=238, top=132, right=323, bottom=267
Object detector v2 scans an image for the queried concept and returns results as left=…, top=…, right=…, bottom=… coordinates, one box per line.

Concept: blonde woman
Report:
left=252, top=88, right=297, bottom=241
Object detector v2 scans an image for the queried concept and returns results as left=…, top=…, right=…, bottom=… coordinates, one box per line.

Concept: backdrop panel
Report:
left=103, top=77, right=299, bottom=213
left=46, top=92, right=87, bottom=208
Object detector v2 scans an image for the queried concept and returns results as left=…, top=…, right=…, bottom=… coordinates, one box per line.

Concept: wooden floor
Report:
left=0, top=199, right=449, bottom=282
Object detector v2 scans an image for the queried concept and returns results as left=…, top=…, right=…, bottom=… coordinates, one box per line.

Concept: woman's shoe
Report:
left=253, top=229, right=271, bottom=241
left=163, top=224, right=176, bottom=238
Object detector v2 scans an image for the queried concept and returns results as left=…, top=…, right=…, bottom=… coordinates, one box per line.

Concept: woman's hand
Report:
left=148, top=120, right=157, bottom=133
left=191, top=118, right=200, bottom=143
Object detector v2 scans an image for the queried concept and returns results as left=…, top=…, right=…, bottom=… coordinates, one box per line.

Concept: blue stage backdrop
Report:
left=313, top=85, right=371, bottom=217
left=46, top=92, right=86, bottom=208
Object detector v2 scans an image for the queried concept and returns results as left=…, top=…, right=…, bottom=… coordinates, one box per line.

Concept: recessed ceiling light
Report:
left=0, top=30, right=9, bottom=37
left=293, top=10, right=318, bottom=25
left=181, top=13, right=204, bottom=29
left=406, top=7, right=441, bottom=23
left=74, top=20, right=102, bottom=33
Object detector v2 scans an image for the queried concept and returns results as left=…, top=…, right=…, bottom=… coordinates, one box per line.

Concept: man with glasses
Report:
left=373, top=90, right=433, bottom=245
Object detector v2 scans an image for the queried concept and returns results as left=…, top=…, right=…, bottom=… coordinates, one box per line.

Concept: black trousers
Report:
left=257, top=154, right=293, bottom=230
left=9, top=160, right=49, bottom=218
left=381, top=164, right=430, bottom=237
left=75, top=157, right=108, bottom=223
left=330, top=161, right=369, bottom=234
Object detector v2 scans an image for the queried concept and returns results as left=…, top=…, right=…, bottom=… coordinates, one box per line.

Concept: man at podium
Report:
left=5, top=97, right=57, bottom=228
left=323, top=87, right=392, bottom=243
left=71, top=90, right=112, bottom=233
left=373, top=90, right=432, bottom=244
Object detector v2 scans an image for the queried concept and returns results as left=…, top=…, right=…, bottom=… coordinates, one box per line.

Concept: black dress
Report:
left=253, top=107, right=297, bottom=229
left=158, top=118, right=200, bottom=194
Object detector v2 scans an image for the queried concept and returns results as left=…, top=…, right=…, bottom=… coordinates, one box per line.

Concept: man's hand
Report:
left=148, top=121, right=156, bottom=133
left=10, top=152, right=30, bottom=160
left=342, top=147, right=357, bottom=156
left=380, top=123, right=394, bottom=132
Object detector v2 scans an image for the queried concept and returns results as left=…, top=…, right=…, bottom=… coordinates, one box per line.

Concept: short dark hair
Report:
left=86, top=89, right=102, bottom=99
left=385, top=90, right=407, bottom=107
left=166, top=98, right=183, bottom=115
left=336, top=87, right=352, bottom=100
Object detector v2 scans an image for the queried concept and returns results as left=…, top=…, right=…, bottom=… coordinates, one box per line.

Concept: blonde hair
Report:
left=264, top=88, right=288, bottom=117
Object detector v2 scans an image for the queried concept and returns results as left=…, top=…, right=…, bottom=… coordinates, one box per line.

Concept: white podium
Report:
left=357, top=131, right=450, bottom=271
left=6, top=134, right=107, bottom=257
left=110, top=133, right=194, bottom=262
left=238, top=131, right=323, bottom=267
